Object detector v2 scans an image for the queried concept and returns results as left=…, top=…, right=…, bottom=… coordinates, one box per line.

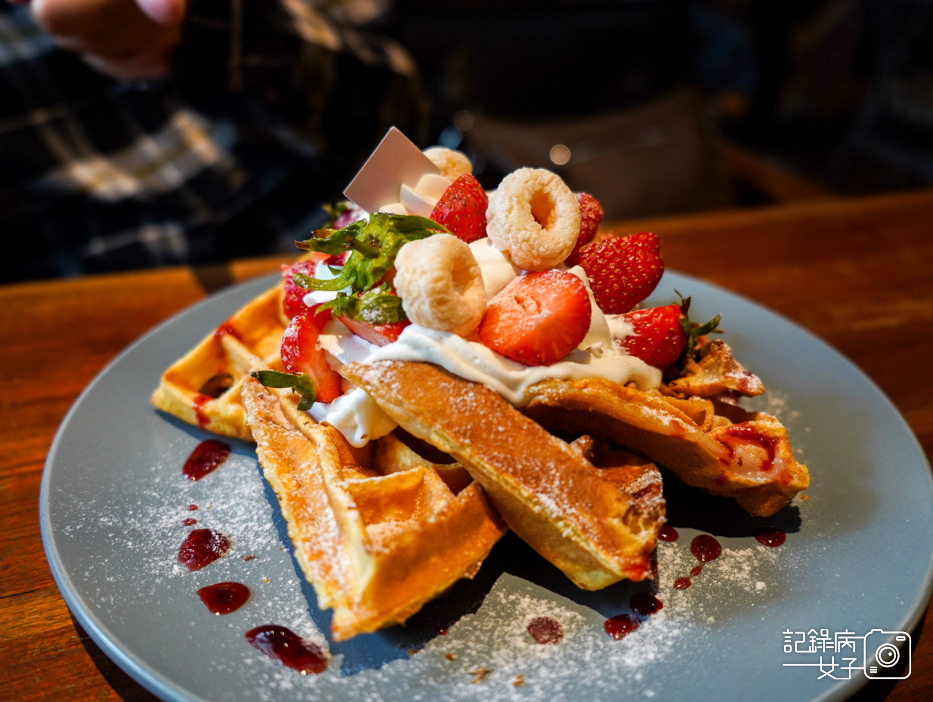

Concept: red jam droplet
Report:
left=630, top=592, right=663, bottom=616
left=673, top=577, right=692, bottom=590
left=605, top=614, right=641, bottom=640
left=183, top=517, right=197, bottom=526
left=754, top=526, right=786, bottom=547
left=198, top=582, right=250, bottom=615
left=527, top=616, right=564, bottom=644
left=214, top=321, right=240, bottom=340
left=187, top=504, right=198, bottom=511
left=192, top=395, right=211, bottom=429
left=245, top=625, right=327, bottom=674
left=690, top=534, right=722, bottom=564
left=658, top=525, right=679, bottom=542
left=183, top=439, right=231, bottom=481
left=178, top=528, right=231, bottom=571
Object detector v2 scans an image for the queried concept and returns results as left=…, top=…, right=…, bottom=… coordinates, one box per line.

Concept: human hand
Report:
left=25, top=0, right=186, bottom=81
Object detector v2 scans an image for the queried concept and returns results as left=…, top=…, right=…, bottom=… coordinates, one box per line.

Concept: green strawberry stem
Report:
left=675, top=291, right=723, bottom=367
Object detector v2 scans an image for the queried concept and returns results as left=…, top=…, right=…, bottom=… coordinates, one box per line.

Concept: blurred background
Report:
left=394, top=0, right=933, bottom=219
left=4, top=0, right=932, bottom=281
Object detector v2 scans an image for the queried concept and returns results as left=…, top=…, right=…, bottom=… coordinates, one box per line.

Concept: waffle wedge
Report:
left=523, top=378, right=808, bottom=517
left=240, top=377, right=506, bottom=640
left=151, top=281, right=289, bottom=440
left=342, top=360, right=665, bottom=590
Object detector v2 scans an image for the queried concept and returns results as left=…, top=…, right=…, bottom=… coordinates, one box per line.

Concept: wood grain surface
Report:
left=1, top=191, right=931, bottom=701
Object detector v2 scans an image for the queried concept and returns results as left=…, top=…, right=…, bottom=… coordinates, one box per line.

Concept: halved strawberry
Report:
left=478, top=269, right=591, bottom=365
left=337, top=316, right=410, bottom=347
left=429, top=173, right=488, bottom=243
left=281, top=255, right=328, bottom=319
left=280, top=305, right=344, bottom=402
left=576, top=232, right=664, bottom=314
left=619, top=296, right=721, bottom=370
left=565, top=192, right=603, bottom=266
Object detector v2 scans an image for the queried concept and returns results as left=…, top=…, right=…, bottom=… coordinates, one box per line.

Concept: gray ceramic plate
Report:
left=40, top=271, right=933, bottom=702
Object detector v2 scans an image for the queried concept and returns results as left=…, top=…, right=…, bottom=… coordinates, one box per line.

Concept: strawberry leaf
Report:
left=295, top=213, right=448, bottom=295
left=322, top=283, right=406, bottom=325
left=251, top=370, right=317, bottom=411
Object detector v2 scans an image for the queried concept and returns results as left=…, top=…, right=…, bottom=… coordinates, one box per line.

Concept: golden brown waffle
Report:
left=522, top=378, right=809, bottom=517
left=342, top=360, right=666, bottom=591
left=240, top=377, right=506, bottom=640
left=151, top=281, right=288, bottom=440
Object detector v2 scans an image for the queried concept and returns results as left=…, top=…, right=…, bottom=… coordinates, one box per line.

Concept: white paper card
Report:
left=343, top=127, right=441, bottom=212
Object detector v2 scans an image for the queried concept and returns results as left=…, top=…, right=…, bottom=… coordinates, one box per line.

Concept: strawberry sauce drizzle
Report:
left=198, top=582, right=250, bottom=615
left=671, top=534, right=724, bottom=590
left=754, top=526, right=787, bottom=547
left=182, top=439, right=231, bottom=481
left=214, top=321, right=240, bottom=340
left=720, top=424, right=779, bottom=471
left=192, top=394, right=211, bottom=428
left=245, top=626, right=327, bottom=674
left=604, top=591, right=664, bottom=640
left=178, top=528, right=230, bottom=571
left=527, top=616, right=564, bottom=644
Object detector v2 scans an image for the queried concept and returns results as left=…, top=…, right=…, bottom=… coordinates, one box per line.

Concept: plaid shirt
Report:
left=0, top=1, right=425, bottom=281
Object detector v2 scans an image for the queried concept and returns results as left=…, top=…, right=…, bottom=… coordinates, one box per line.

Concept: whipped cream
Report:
left=368, top=325, right=661, bottom=406
left=307, top=387, right=397, bottom=447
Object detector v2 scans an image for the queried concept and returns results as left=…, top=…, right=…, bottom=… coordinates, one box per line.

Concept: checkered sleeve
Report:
left=176, top=0, right=427, bottom=164
left=0, top=2, right=426, bottom=282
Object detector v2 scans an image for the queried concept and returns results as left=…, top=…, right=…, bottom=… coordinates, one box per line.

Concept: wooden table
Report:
left=2, top=189, right=931, bottom=700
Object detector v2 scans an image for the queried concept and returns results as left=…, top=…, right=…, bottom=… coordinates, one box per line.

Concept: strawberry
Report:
left=430, top=173, right=488, bottom=243
left=619, top=296, right=722, bottom=370
left=478, top=269, right=591, bottom=365
left=565, top=192, right=603, bottom=266
left=281, top=255, right=329, bottom=319
left=279, top=305, right=344, bottom=403
left=337, top=316, right=410, bottom=347
left=331, top=202, right=367, bottom=229
left=618, top=305, right=687, bottom=370
left=281, top=260, right=318, bottom=320
left=576, top=232, right=664, bottom=314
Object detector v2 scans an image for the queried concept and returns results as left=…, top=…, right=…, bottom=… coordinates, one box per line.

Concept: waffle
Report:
left=522, top=378, right=809, bottom=517
left=342, top=360, right=666, bottom=590
left=151, top=280, right=288, bottom=440
left=240, top=377, right=506, bottom=640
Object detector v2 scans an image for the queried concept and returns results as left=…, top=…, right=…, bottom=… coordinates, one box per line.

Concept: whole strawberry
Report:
left=576, top=232, right=664, bottom=314
left=619, top=305, right=687, bottom=370
left=430, top=173, right=488, bottom=243
left=619, top=296, right=721, bottom=370
left=565, top=192, right=603, bottom=266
